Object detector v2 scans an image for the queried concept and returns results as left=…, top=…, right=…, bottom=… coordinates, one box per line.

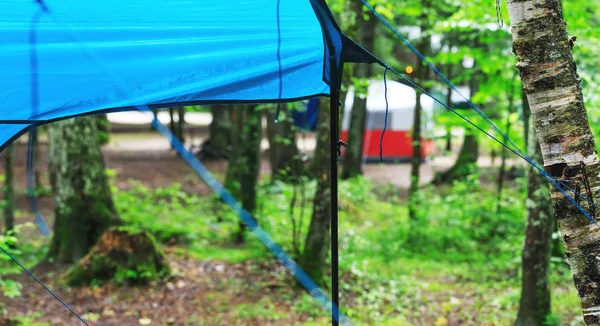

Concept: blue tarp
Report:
left=0, top=0, right=373, bottom=150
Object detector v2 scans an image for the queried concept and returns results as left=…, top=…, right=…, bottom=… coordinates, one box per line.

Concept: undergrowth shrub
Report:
left=115, top=174, right=527, bottom=270
left=406, top=173, right=526, bottom=263
left=116, top=181, right=227, bottom=245
left=0, top=224, right=35, bottom=299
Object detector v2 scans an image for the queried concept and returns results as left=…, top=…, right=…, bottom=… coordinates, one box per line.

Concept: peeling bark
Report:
left=508, top=1, right=600, bottom=324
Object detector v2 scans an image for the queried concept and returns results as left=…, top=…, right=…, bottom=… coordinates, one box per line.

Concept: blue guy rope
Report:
left=45, top=11, right=354, bottom=326
left=384, top=64, right=600, bottom=227
left=2, top=2, right=90, bottom=325
left=26, top=129, right=50, bottom=235
left=28, top=0, right=51, bottom=235
left=362, top=0, right=600, bottom=225
left=274, top=0, right=284, bottom=123
left=152, top=120, right=352, bottom=326
left=379, top=67, right=389, bottom=162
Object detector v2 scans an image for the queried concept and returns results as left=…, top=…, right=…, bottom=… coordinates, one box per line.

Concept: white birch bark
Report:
left=508, top=1, right=600, bottom=324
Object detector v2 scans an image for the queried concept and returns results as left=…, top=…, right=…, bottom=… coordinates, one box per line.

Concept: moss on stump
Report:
left=64, top=227, right=170, bottom=286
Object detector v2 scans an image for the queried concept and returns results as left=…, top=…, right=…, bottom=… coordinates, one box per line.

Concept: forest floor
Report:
left=0, top=133, right=581, bottom=326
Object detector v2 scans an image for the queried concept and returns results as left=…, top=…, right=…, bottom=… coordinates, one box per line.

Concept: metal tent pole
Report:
left=330, top=87, right=340, bottom=326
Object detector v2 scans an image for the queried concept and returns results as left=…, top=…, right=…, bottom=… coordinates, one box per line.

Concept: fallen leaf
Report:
left=102, top=307, right=116, bottom=317
left=434, top=316, right=448, bottom=326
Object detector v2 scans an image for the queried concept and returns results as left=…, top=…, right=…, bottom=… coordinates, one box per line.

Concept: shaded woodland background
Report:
left=1, top=0, right=600, bottom=325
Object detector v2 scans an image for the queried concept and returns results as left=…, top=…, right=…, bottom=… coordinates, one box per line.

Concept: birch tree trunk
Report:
left=508, top=1, right=600, bottom=324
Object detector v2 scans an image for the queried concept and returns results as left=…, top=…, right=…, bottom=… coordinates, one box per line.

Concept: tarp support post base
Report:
left=330, top=87, right=340, bottom=326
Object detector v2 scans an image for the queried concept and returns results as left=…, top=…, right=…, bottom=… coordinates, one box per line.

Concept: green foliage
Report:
left=116, top=181, right=219, bottom=244
left=114, top=176, right=526, bottom=323
left=408, top=173, right=525, bottom=263
left=0, top=223, right=42, bottom=299
left=12, top=312, right=51, bottom=326
left=0, top=171, right=584, bottom=324
left=114, top=264, right=158, bottom=285
left=96, top=116, right=111, bottom=146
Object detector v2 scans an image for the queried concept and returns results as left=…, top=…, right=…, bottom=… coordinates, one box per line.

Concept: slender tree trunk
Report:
left=266, top=104, right=302, bottom=183
left=341, top=3, right=375, bottom=179
left=176, top=107, right=185, bottom=144
left=48, top=117, right=117, bottom=263
left=435, top=132, right=479, bottom=184
left=445, top=128, right=452, bottom=152
left=408, top=30, right=430, bottom=220
left=168, top=108, right=175, bottom=134
left=508, top=1, right=600, bottom=324
left=3, top=144, right=14, bottom=233
left=445, top=67, right=453, bottom=153
left=436, top=66, right=480, bottom=185
left=224, top=105, right=262, bottom=243
left=300, top=97, right=331, bottom=284
left=30, top=130, right=42, bottom=188
left=409, top=92, right=423, bottom=220
left=497, top=123, right=509, bottom=210
left=198, top=105, right=233, bottom=160
left=179, top=107, right=186, bottom=141
left=515, top=95, right=554, bottom=326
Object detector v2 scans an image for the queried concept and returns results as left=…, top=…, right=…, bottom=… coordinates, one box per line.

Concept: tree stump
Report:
left=64, top=228, right=170, bottom=286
